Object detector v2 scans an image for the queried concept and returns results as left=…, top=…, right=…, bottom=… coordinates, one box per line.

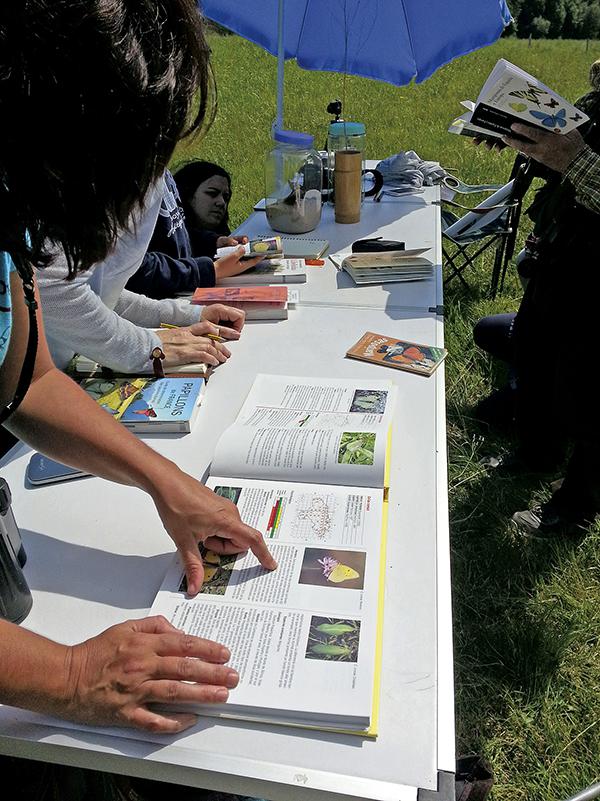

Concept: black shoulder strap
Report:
left=0, top=264, right=39, bottom=426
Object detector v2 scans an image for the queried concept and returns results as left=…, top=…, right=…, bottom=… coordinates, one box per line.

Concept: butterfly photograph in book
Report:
left=450, top=59, right=589, bottom=141
left=178, top=547, right=238, bottom=596
left=299, top=548, right=366, bottom=590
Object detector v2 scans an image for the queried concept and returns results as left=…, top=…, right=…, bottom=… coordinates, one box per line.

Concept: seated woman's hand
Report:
left=213, top=246, right=265, bottom=280
left=216, top=234, right=248, bottom=248
left=200, top=303, right=245, bottom=337
left=66, top=616, right=239, bottom=732
left=157, top=320, right=232, bottom=367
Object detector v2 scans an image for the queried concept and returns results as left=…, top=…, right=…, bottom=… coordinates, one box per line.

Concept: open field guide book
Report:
left=449, top=58, right=589, bottom=141
left=150, top=374, right=397, bottom=735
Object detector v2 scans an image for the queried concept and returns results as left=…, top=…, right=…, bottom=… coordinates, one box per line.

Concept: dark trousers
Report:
left=512, top=271, right=600, bottom=521
left=473, top=272, right=600, bottom=520
left=473, top=312, right=516, bottom=364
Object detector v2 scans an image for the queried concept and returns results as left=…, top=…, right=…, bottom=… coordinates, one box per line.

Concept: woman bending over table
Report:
left=0, top=0, right=275, bottom=742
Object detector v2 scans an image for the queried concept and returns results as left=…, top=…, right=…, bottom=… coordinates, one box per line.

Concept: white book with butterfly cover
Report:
left=149, top=374, right=396, bottom=736
left=449, top=58, right=589, bottom=141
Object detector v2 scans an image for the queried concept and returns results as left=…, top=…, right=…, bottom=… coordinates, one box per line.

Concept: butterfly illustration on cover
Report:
left=545, top=98, right=560, bottom=108
left=571, top=112, right=584, bottom=122
left=529, top=107, right=567, bottom=129
left=132, top=405, right=157, bottom=418
left=509, top=82, right=548, bottom=107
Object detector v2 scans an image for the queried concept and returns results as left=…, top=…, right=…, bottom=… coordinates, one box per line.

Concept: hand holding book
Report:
left=502, top=124, right=587, bottom=174
left=213, top=247, right=265, bottom=281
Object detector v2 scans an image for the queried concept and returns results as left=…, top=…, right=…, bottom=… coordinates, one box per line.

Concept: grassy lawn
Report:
left=175, top=36, right=600, bottom=800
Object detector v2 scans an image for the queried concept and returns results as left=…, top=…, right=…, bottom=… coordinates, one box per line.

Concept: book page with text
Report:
left=238, top=374, right=396, bottom=419
left=211, top=375, right=396, bottom=487
left=212, top=422, right=388, bottom=488
left=150, top=479, right=384, bottom=731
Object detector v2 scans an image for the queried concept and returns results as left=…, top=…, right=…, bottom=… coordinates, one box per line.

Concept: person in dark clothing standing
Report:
left=126, top=167, right=258, bottom=299
left=473, top=68, right=600, bottom=538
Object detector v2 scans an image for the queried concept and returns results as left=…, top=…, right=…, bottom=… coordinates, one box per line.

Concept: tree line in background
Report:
left=506, top=0, right=600, bottom=38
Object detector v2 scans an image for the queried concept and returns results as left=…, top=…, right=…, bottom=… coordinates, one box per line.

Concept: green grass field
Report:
left=175, top=37, right=600, bottom=800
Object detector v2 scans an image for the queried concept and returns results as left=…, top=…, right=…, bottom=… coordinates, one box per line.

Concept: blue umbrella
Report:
left=201, top=0, right=512, bottom=128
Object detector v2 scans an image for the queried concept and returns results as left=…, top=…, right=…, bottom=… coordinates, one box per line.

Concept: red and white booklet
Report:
left=191, top=285, right=298, bottom=320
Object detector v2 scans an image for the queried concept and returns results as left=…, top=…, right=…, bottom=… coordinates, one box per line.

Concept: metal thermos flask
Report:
left=0, top=477, right=32, bottom=623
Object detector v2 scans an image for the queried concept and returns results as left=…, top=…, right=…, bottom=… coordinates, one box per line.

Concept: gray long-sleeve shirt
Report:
left=37, top=177, right=203, bottom=373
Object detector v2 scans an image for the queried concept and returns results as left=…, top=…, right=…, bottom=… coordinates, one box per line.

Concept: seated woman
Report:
left=125, top=162, right=256, bottom=300
left=37, top=173, right=247, bottom=375
left=175, top=160, right=235, bottom=255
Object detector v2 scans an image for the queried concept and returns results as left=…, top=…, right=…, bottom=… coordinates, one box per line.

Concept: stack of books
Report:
left=191, top=285, right=299, bottom=320
left=334, top=248, right=434, bottom=286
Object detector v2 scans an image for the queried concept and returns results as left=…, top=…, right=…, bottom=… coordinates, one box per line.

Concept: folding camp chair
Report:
left=559, top=780, right=600, bottom=801
left=442, top=156, right=532, bottom=297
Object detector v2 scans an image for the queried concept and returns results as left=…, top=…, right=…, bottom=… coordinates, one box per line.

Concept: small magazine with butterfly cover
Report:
left=448, top=58, right=589, bottom=142
left=78, top=375, right=205, bottom=433
left=346, top=332, right=447, bottom=377
left=149, top=374, right=397, bottom=736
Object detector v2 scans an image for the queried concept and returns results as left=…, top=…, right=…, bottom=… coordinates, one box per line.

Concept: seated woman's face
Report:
left=189, top=175, right=231, bottom=230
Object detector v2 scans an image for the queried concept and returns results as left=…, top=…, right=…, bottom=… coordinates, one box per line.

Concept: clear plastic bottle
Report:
left=265, top=129, right=323, bottom=234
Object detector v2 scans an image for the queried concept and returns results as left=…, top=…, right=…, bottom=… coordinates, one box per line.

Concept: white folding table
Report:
left=239, top=182, right=443, bottom=317
left=0, top=187, right=455, bottom=801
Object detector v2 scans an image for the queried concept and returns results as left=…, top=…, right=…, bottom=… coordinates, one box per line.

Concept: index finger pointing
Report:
left=234, top=522, right=278, bottom=571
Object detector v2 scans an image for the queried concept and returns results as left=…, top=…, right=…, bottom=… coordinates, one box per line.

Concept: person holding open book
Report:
left=0, top=4, right=276, bottom=789
left=473, top=62, right=600, bottom=538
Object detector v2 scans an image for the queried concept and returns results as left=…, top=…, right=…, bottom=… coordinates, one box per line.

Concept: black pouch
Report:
left=455, top=755, right=494, bottom=801
left=351, top=237, right=405, bottom=253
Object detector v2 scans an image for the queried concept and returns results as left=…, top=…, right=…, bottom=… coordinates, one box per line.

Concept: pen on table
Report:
left=328, top=255, right=342, bottom=270
left=160, top=322, right=225, bottom=343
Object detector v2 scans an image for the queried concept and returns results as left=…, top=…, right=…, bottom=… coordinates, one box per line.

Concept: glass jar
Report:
left=326, top=121, right=366, bottom=204
left=265, top=129, right=323, bottom=234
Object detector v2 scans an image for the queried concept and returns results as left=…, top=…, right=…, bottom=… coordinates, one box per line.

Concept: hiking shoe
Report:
left=510, top=503, right=584, bottom=539
left=473, top=385, right=516, bottom=431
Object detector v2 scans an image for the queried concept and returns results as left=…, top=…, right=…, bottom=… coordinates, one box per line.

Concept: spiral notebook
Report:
left=252, top=232, right=329, bottom=260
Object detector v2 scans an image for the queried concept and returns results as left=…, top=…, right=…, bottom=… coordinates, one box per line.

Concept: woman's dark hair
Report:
left=0, top=0, right=216, bottom=278
left=173, top=160, right=232, bottom=235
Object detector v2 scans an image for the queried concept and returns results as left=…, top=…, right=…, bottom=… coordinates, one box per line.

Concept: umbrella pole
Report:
left=275, top=0, right=284, bottom=131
